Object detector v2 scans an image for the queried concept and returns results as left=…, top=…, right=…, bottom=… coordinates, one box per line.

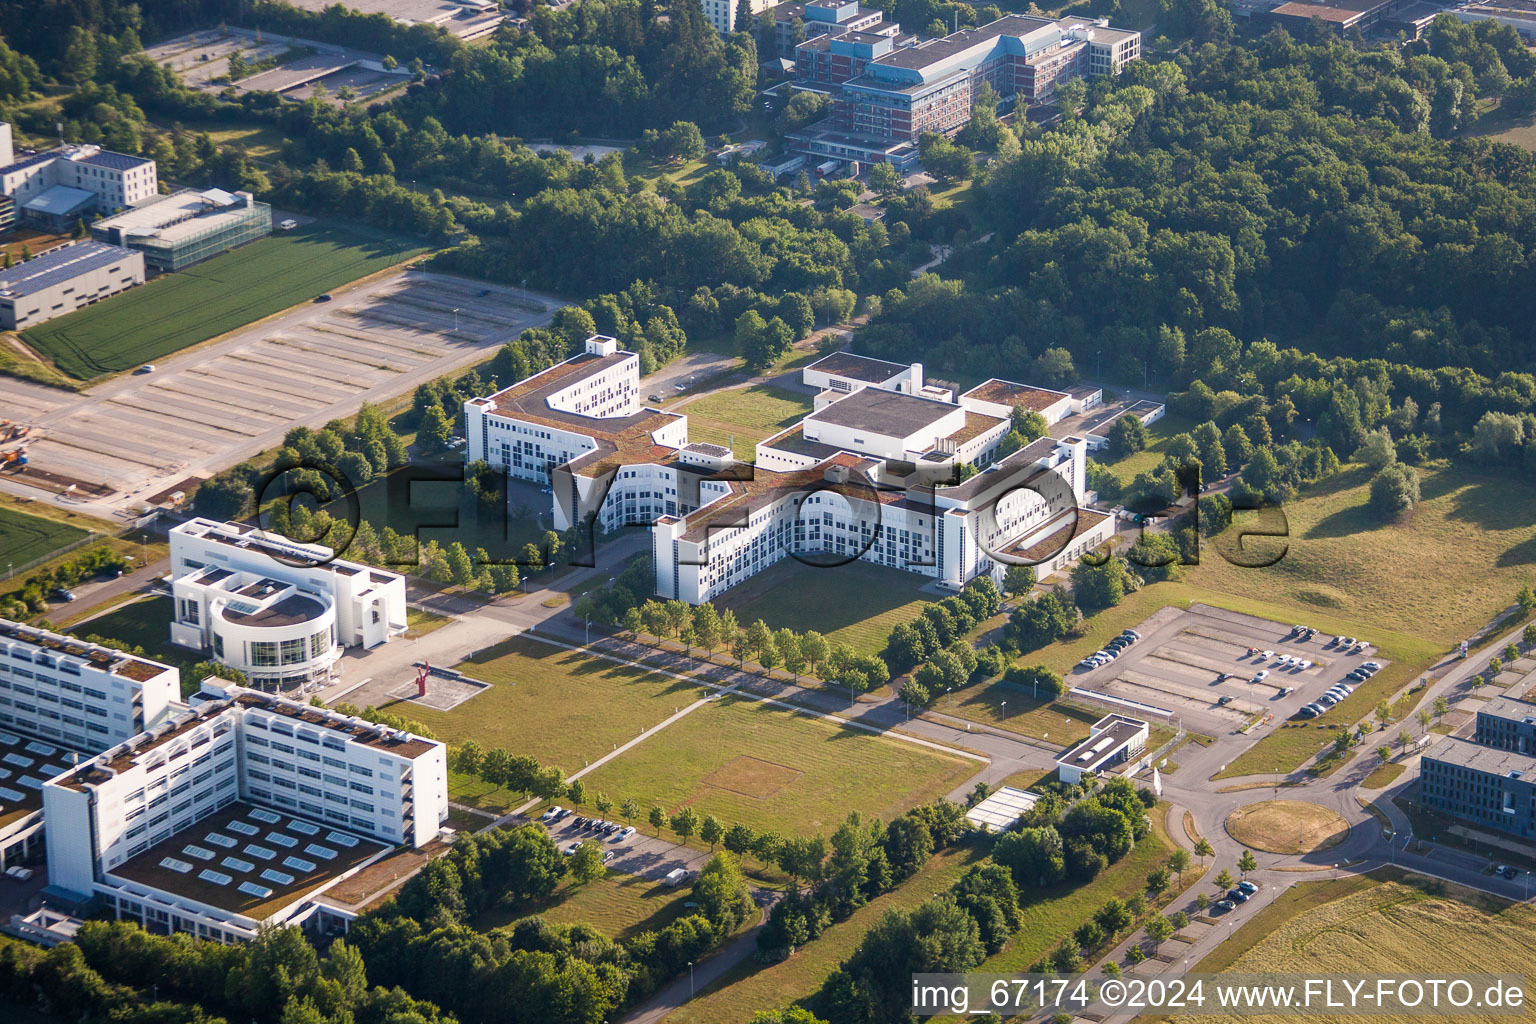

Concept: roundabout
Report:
left=1225, top=799, right=1351, bottom=855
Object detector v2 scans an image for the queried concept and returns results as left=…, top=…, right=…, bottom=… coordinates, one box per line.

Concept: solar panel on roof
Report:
left=229, top=820, right=259, bottom=835
left=260, top=868, right=295, bottom=886
left=267, top=832, right=297, bottom=848
left=326, top=831, right=360, bottom=848
left=250, top=808, right=282, bottom=824
left=0, top=787, right=24, bottom=802
left=221, top=857, right=255, bottom=873
left=244, top=845, right=276, bottom=861
left=282, top=856, right=316, bottom=872
left=183, top=845, right=215, bottom=861
left=3, top=754, right=32, bottom=767
left=18, top=776, right=43, bottom=789
left=197, top=869, right=233, bottom=886
left=24, top=742, right=56, bottom=756
left=160, top=858, right=195, bottom=873
left=238, top=881, right=274, bottom=899
left=0, top=732, right=18, bottom=744
left=304, top=844, right=337, bottom=860
left=205, top=832, right=237, bottom=848
left=288, top=820, right=320, bottom=835
left=0, top=769, right=11, bottom=779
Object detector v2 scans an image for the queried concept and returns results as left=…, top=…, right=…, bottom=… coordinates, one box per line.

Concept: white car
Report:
left=1260, top=650, right=1275, bottom=660
left=617, top=826, right=636, bottom=840
left=1296, top=659, right=1312, bottom=670
left=1252, top=670, right=1270, bottom=682
left=540, top=806, right=565, bottom=822
left=1277, top=655, right=1293, bottom=667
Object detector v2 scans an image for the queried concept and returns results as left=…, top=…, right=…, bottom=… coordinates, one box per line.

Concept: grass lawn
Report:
left=1179, top=874, right=1536, bottom=1024
left=177, top=118, right=287, bottom=160
left=389, top=635, right=700, bottom=805
left=0, top=504, right=89, bottom=568
left=1097, top=412, right=1198, bottom=487
left=474, top=869, right=699, bottom=942
left=1462, top=97, right=1536, bottom=153
left=928, top=684, right=1103, bottom=745
left=1224, top=800, right=1349, bottom=855
left=681, top=385, right=815, bottom=461
left=20, top=222, right=429, bottom=379
left=404, top=607, right=452, bottom=638
left=578, top=692, right=978, bottom=837
left=69, top=595, right=176, bottom=658
left=1187, top=460, right=1536, bottom=648
left=663, top=841, right=990, bottom=1024
left=717, top=558, right=932, bottom=659
left=1360, top=761, right=1406, bottom=790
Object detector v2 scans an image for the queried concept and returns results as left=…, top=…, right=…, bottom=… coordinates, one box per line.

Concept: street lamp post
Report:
left=688, top=961, right=695, bottom=998
left=453, top=307, right=461, bottom=333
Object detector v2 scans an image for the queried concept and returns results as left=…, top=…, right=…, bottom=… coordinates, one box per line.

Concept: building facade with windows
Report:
left=790, top=14, right=1139, bottom=167
left=168, top=519, right=407, bottom=691
left=91, top=188, right=272, bottom=271
left=0, top=123, right=158, bottom=226
left=0, top=240, right=145, bottom=330
left=1420, top=696, right=1536, bottom=839
left=42, top=680, right=446, bottom=942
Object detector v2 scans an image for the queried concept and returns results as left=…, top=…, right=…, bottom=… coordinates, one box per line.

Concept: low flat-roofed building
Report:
left=961, top=379, right=1073, bottom=426
left=1260, top=0, right=1395, bottom=33
left=1421, top=735, right=1536, bottom=839
left=1055, top=713, right=1149, bottom=783
left=0, top=240, right=145, bottom=330
left=965, top=785, right=1040, bottom=832
left=92, top=188, right=272, bottom=271
left=803, top=350, right=916, bottom=394
left=1453, top=0, right=1536, bottom=38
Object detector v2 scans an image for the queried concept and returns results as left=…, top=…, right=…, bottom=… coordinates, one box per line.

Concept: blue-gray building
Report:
left=0, top=240, right=145, bottom=330
left=1421, top=696, right=1536, bottom=839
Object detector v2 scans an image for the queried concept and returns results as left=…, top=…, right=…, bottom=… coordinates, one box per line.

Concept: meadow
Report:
left=680, top=384, right=815, bottom=461
left=0, top=504, right=89, bottom=569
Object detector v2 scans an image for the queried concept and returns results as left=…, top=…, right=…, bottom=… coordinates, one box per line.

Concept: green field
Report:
left=682, top=385, right=815, bottom=461
left=577, top=692, right=978, bottom=838
left=21, top=223, right=429, bottom=379
left=391, top=636, right=700, bottom=809
left=1097, top=412, right=1197, bottom=486
left=1188, top=461, right=1536, bottom=647
left=663, top=842, right=989, bottom=1024
left=474, top=868, right=698, bottom=941
left=0, top=504, right=89, bottom=568
left=718, top=558, right=933, bottom=658
left=1180, top=875, right=1536, bottom=1024
left=929, top=684, right=1104, bottom=745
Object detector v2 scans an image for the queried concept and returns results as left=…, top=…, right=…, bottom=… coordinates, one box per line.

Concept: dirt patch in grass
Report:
left=1225, top=800, right=1350, bottom=855
left=702, top=755, right=804, bottom=799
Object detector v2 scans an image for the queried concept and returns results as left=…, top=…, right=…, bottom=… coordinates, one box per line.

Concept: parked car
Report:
left=649, top=394, right=662, bottom=402
left=1499, top=865, right=1518, bottom=880
left=1121, top=629, right=1141, bottom=640
left=315, top=293, right=332, bottom=302
left=617, top=826, right=636, bottom=840
left=564, top=842, right=581, bottom=855
left=1237, top=880, right=1259, bottom=894
left=1214, top=899, right=1236, bottom=912
left=50, top=588, right=76, bottom=602
left=136, top=363, right=155, bottom=374
left=540, top=806, right=564, bottom=822
left=1228, top=889, right=1251, bottom=903
left=1296, top=659, right=1312, bottom=670
left=1278, top=686, right=1294, bottom=697
left=603, top=850, right=615, bottom=862
left=1252, top=670, right=1269, bottom=682
left=1260, top=650, right=1275, bottom=660
left=1217, top=694, right=1234, bottom=706
left=1297, top=705, right=1320, bottom=719
left=1318, top=693, right=1340, bottom=707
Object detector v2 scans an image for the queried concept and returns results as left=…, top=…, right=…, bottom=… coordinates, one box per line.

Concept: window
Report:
left=250, top=641, right=278, bottom=667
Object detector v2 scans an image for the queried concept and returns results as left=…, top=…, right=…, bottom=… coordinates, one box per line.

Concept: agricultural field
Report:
left=577, top=692, right=978, bottom=838
left=717, top=558, right=932, bottom=659
left=663, top=842, right=990, bottom=1024
left=0, top=504, right=89, bottom=569
left=1188, top=461, right=1536, bottom=648
left=474, top=869, right=698, bottom=941
left=20, top=223, right=428, bottom=379
left=1180, top=875, right=1536, bottom=1024
left=681, top=385, right=814, bottom=461
left=396, top=636, right=701, bottom=809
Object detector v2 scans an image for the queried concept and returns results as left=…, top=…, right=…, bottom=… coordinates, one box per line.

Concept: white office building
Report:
left=168, top=519, right=407, bottom=691
left=0, top=240, right=145, bottom=330
left=704, top=0, right=777, bottom=33
left=0, top=123, right=158, bottom=229
left=0, top=619, right=182, bottom=871
left=465, top=336, right=1118, bottom=605
left=42, top=680, right=447, bottom=942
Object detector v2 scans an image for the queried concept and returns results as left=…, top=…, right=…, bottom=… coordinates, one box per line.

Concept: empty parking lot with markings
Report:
left=0, top=272, right=554, bottom=510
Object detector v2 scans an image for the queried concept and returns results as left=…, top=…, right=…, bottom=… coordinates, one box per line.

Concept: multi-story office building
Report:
left=0, top=122, right=158, bottom=228
left=92, top=188, right=273, bottom=272
left=791, top=13, right=1140, bottom=168
left=467, top=336, right=1116, bottom=605
left=705, top=0, right=778, bottom=33
left=168, top=519, right=407, bottom=691
left=0, top=619, right=182, bottom=871
left=43, top=680, right=447, bottom=942
left=760, top=0, right=897, bottom=59
left=0, top=240, right=146, bottom=330
left=1420, top=695, right=1536, bottom=839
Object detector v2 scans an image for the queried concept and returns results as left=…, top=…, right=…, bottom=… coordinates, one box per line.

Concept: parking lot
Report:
left=1072, top=604, right=1386, bottom=736
left=0, top=272, right=554, bottom=512
left=543, top=811, right=713, bottom=882
left=142, top=29, right=416, bottom=105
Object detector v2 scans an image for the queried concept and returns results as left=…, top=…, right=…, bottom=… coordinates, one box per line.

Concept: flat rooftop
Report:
left=1087, top=400, right=1165, bottom=436
left=680, top=451, right=898, bottom=542
left=1480, top=696, right=1536, bottom=725
left=1001, top=506, right=1110, bottom=563
left=3, top=619, right=175, bottom=686
left=220, top=593, right=326, bottom=628
left=806, top=350, right=908, bottom=383
left=0, top=241, right=136, bottom=300
left=873, top=13, right=1057, bottom=70
left=806, top=387, right=958, bottom=439
left=963, top=379, right=1070, bottom=412
left=108, top=801, right=385, bottom=921
left=93, top=189, right=268, bottom=246
left=231, top=692, right=437, bottom=759
left=1426, top=736, right=1536, bottom=777
left=1056, top=714, right=1148, bottom=774
left=965, top=785, right=1039, bottom=832
left=0, top=731, right=81, bottom=834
